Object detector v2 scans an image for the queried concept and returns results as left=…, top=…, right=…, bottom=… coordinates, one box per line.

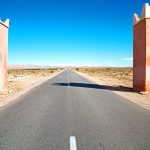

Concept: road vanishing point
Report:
left=0, top=70, right=150, bottom=150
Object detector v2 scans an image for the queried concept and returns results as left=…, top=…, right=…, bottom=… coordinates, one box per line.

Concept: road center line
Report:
left=70, top=136, right=77, bottom=150
left=68, top=82, right=70, bottom=87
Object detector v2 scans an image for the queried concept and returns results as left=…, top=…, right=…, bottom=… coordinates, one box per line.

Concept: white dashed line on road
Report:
left=70, top=136, right=77, bottom=150
left=68, top=82, right=70, bottom=87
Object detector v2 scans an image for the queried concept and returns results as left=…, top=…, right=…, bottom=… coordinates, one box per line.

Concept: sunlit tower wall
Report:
left=0, top=19, right=9, bottom=90
left=133, top=3, right=150, bottom=92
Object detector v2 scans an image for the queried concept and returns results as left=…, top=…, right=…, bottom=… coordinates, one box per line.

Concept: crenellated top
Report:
left=0, top=18, right=9, bottom=28
left=133, top=3, right=150, bottom=26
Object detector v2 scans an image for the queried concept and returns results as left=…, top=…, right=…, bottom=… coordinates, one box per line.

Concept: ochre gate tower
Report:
left=133, top=3, right=150, bottom=92
left=0, top=19, right=9, bottom=90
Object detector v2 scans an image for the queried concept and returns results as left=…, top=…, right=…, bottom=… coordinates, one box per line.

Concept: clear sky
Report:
left=0, top=0, right=148, bottom=66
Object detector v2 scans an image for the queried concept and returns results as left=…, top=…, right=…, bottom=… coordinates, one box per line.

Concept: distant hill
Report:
left=8, top=64, right=132, bottom=69
left=8, top=64, right=52, bottom=69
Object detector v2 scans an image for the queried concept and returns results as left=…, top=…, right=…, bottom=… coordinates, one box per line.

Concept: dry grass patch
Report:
left=75, top=67, right=133, bottom=88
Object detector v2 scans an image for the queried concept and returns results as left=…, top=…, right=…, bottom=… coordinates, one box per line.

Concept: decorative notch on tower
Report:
left=0, top=18, right=9, bottom=28
left=133, top=3, right=150, bottom=25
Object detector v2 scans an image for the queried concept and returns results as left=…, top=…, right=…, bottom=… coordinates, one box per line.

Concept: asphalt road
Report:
left=0, top=70, right=150, bottom=150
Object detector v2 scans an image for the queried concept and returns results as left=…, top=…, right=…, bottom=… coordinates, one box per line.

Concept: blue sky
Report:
left=0, top=0, right=148, bottom=66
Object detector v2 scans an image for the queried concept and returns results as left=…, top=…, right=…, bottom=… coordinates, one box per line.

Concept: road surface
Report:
left=0, top=70, right=150, bottom=150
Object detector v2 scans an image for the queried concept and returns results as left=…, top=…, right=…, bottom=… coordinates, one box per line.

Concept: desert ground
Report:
left=74, top=68, right=150, bottom=110
left=0, top=68, right=62, bottom=107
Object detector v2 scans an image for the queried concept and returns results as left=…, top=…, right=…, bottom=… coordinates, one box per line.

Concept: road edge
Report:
left=73, top=70, right=150, bottom=110
left=0, top=69, right=65, bottom=109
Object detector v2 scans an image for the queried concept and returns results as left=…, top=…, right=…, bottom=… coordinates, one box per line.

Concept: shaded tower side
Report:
left=133, top=19, right=146, bottom=91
